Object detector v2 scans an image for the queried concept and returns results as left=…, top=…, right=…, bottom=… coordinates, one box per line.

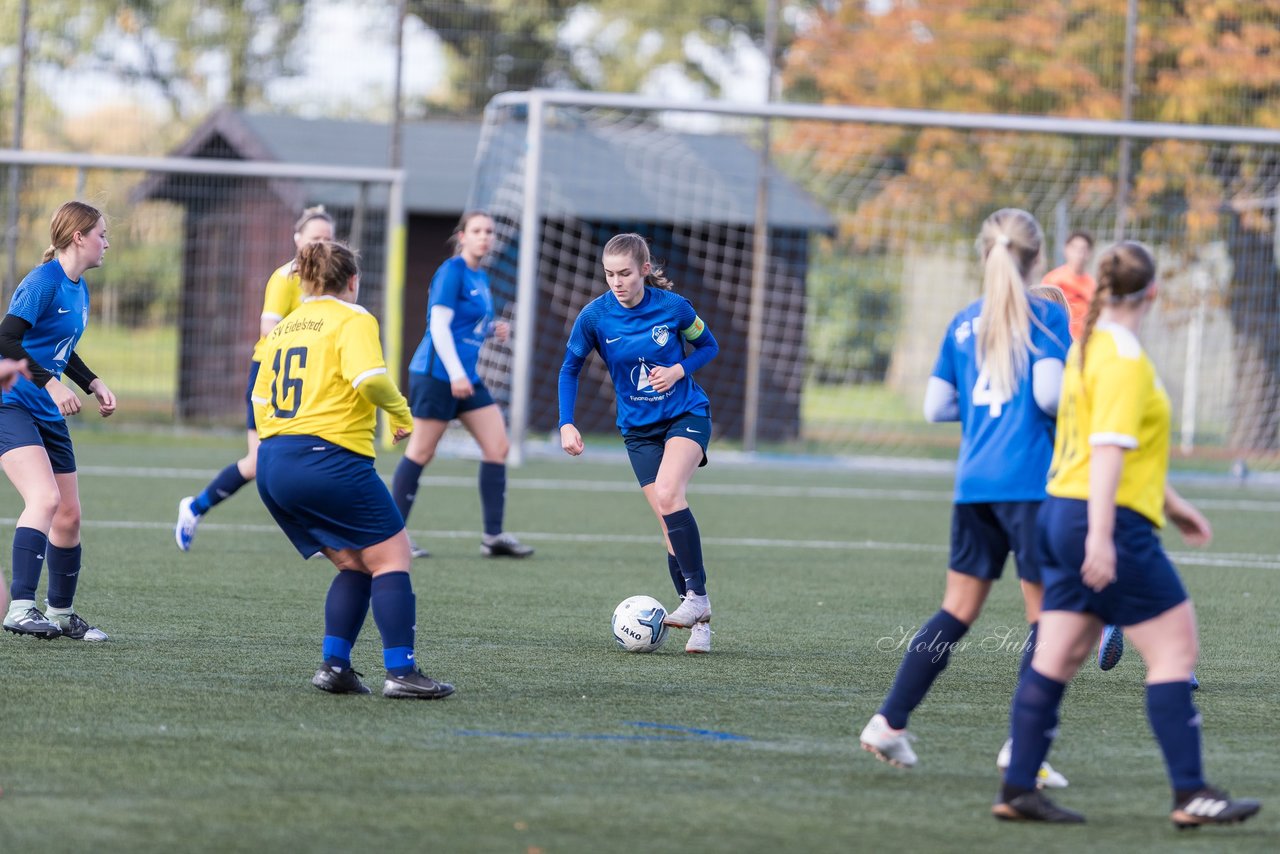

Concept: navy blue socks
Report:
left=478, top=461, right=505, bottom=536
left=371, top=571, right=417, bottom=677
left=662, top=508, right=706, bottom=596
left=666, top=551, right=686, bottom=599
left=9, top=526, right=48, bottom=601
left=192, top=463, right=249, bottom=516
left=45, top=543, right=82, bottom=609
left=322, top=570, right=372, bottom=668
left=1147, top=680, right=1206, bottom=795
left=1019, top=622, right=1038, bottom=678
left=391, top=457, right=424, bottom=524
left=879, top=609, right=970, bottom=729
left=1004, top=668, right=1067, bottom=793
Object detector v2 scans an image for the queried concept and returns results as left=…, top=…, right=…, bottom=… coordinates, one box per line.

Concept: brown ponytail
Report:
left=1077, top=241, right=1155, bottom=370
left=296, top=240, right=359, bottom=296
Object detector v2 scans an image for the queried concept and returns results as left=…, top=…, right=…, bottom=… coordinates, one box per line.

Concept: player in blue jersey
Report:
left=558, top=233, right=720, bottom=654
left=391, top=211, right=532, bottom=560
left=175, top=206, right=335, bottom=551
left=253, top=240, right=453, bottom=699
left=860, top=209, right=1071, bottom=782
left=0, top=201, right=118, bottom=641
left=994, top=242, right=1258, bottom=827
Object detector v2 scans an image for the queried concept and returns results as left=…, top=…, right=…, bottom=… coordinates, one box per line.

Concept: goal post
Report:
left=0, top=148, right=404, bottom=427
left=469, top=89, right=1280, bottom=466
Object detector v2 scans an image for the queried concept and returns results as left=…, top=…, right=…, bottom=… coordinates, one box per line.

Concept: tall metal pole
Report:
left=1114, top=0, right=1138, bottom=241
left=743, top=0, right=778, bottom=452
left=4, top=0, right=32, bottom=301
left=390, top=0, right=407, bottom=169
left=379, top=0, right=408, bottom=449
left=507, top=93, right=546, bottom=466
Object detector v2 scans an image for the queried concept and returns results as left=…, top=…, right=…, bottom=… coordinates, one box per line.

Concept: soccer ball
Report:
left=611, top=595, right=669, bottom=653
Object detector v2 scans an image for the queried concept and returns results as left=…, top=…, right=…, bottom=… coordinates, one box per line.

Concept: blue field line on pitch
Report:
left=453, top=721, right=750, bottom=742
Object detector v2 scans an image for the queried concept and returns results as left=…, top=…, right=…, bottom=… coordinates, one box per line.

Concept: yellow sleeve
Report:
left=339, top=313, right=412, bottom=432
left=261, top=267, right=301, bottom=323
left=356, top=373, right=412, bottom=434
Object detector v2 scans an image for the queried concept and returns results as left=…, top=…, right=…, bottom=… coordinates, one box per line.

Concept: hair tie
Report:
left=996, top=234, right=1011, bottom=247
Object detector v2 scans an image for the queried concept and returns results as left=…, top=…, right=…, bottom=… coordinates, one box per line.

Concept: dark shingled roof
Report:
left=158, top=107, right=835, bottom=231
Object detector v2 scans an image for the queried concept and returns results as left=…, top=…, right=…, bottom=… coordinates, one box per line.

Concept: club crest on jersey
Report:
left=651, top=325, right=670, bottom=347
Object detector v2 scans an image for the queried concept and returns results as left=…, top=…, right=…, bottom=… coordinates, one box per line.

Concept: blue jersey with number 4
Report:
left=932, top=297, right=1069, bottom=503
left=3, top=259, right=90, bottom=422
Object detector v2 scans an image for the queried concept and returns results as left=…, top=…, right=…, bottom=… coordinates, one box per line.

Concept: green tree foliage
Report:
left=406, top=0, right=579, bottom=114
left=86, top=1, right=309, bottom=114
left=0, top=0, right=309, bottom=123
left=408, top=0, right=798, bottom=114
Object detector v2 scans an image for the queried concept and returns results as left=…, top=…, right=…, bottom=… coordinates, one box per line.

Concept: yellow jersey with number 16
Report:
left=1046, top=322, right=1170, bottom=527
left=252, top=296, right=394, bottom=458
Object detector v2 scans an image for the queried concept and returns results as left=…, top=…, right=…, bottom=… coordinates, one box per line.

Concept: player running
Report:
left=558, top=233, right=720, bottom=654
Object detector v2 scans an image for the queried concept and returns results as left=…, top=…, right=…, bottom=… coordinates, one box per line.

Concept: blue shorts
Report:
left=1038, top=496, right=1188, bottom=626
left=408, top=373, right=495, bottom=421
left=245, top=361, right=261, bottom=430
left=0, top=404, right=76, bottom=474
left=257, top=435, right=405, bottom=558
left=622, top=412, right=711, bottom=487
left=949, top=501, right=1041, bottom=582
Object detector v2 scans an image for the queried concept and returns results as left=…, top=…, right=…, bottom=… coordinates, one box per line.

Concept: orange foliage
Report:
left=780, top=0, right=1280, bottom=242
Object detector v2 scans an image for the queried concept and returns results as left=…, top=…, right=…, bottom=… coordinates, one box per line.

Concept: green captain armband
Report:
left=681, top=316, right=706, bottom=341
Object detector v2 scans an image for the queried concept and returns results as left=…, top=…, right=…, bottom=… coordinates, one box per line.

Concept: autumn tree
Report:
left=783, top=0, right=1280, bottom=451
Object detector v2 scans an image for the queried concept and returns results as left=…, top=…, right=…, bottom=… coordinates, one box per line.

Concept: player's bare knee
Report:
left=29, top=486, right=61, bottom=521
left=485, top=438, right=510, bottom=462
left=652, top=488, right=686, bottom=516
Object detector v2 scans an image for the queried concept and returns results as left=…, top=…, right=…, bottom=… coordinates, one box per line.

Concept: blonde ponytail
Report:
left=975, top=209, right=1043, bottom=402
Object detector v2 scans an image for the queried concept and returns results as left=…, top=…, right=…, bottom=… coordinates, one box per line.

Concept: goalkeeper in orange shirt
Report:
left=1042, top=230, right=1095, bottom=342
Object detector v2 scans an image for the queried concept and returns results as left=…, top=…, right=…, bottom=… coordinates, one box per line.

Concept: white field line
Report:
left=4, top=517, right=1276, bottom=571
left=70, top=465, right=1280, bottom=511
left=37, top=464, right=1279, bottom=570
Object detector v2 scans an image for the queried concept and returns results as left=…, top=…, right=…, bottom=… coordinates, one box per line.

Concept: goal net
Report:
left=0, top=151, right=401, bottom=427
left=469, top=92, right=1280, bottom=466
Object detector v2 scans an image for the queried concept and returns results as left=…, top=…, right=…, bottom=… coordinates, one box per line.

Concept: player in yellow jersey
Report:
left=252, top=240, right=454, bottom=700
left=175, top=206, right=335, bottom=551
left=994, top=242, right=1259, bottom=828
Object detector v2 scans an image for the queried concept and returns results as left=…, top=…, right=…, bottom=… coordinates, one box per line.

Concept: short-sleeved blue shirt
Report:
left=932, top=297, right=1070, bottom=503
